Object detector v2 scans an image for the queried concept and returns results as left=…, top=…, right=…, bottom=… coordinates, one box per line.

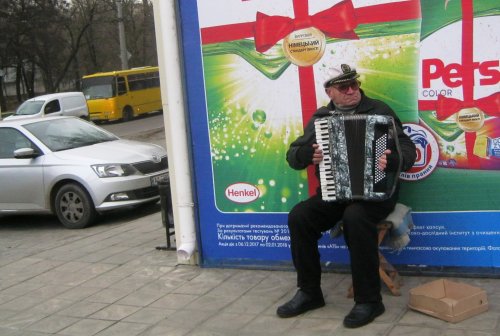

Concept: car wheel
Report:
left=54, top=183, right=97, bottom=229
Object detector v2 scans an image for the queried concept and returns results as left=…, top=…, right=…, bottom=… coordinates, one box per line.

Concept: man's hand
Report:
left=312, top=144, right=323, bottom=165
left=378, top=149, right=391, bottom=171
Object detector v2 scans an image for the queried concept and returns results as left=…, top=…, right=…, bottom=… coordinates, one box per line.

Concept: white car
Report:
left=4, top=92, right=89, bottom=120
left=0, top=116, right=168, bottom=228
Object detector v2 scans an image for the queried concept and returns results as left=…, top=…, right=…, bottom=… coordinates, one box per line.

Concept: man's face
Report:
left=325, top=80, right=361, bottom=108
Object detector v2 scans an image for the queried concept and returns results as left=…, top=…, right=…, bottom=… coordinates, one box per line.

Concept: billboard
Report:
left=176, top=0, right=500, bottom=272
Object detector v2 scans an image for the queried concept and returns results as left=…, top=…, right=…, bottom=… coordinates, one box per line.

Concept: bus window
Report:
left=117, top=77, right=127, bottom=95
left=128, top=71, right=160, bottom=91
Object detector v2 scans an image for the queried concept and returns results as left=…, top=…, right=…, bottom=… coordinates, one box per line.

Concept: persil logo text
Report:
left=422, top=59, right=499, bottom=88
left=400, top=124, right=439, bottom=181
left=225, top=183, right=260, bottom=203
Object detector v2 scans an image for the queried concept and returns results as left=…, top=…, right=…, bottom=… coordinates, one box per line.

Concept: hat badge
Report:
left=341, top=64, right=352, bottom=74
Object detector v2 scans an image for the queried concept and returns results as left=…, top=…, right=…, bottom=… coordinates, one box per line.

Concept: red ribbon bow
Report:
left=254, top=0, right=359, bottom=53
left=435, top=92, right=500, bottom=120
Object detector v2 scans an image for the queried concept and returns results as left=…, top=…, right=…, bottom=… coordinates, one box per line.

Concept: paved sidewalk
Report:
left=1, top=208, right=499, bottom=336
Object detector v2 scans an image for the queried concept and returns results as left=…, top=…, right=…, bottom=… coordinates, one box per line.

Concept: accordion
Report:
left=314, top=113, right=401, bottom=202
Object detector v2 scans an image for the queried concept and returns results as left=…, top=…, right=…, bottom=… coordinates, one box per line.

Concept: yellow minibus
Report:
left=81, top=66, right=162, bottom=122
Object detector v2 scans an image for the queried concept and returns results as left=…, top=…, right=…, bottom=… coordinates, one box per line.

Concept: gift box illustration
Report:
left=197, top=0, right=421, bottom=213
left=418, top=0, right=499, bottom=170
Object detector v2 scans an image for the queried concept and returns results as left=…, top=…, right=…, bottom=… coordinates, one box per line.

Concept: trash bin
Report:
left=157, top=176, right=175, bottom=250
left=158, top=177, right=174, bottom=227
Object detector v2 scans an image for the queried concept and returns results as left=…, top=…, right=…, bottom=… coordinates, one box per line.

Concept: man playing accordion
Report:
left=277, top=64, right=416, bottom=328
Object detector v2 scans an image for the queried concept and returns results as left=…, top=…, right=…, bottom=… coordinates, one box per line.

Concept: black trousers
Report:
left=288, top=193, right=396, bottom=303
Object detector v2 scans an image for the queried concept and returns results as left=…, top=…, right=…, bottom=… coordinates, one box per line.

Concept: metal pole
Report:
left=116, top=0, right=129, bottom=70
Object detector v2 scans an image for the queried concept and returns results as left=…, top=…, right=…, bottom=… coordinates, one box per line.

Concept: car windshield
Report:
left=15, top=100, right=45, bottom=115
left=24, top=118, right=119, bottom=152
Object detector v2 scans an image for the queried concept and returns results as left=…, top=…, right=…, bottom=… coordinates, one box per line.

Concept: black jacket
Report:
left=286, top=90, right=416, bottom=197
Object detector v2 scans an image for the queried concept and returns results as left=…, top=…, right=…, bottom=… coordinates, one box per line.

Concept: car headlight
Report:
left=91, top=164, right=139, bottom=177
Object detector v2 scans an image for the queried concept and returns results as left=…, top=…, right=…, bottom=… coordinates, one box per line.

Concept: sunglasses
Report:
left=331, top=81, right=360, bottom=93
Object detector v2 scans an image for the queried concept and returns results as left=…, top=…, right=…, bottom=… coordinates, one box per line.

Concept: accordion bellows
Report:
left=314, top=113, right=401, bottom=201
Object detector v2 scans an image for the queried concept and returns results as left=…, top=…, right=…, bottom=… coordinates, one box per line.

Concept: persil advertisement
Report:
left=177, top=0, right=500, bottom=272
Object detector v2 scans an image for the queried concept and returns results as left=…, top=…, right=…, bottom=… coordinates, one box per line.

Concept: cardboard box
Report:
left=408, top=279, right=489, bottom=323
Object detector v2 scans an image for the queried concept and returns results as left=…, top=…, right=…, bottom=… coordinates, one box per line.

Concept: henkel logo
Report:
left=225, top=183, right=260, bottom=203
left=400, top=124, right=439, bottom=181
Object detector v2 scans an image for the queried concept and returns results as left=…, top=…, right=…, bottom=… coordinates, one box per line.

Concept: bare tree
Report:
left=1, top=0, right=40, bottom=100
left=1, top=0, right=157, bottom=107
left=0, top=0, right=11, bottom=110
left=115, top=0, right=157, bottom=68
left=52, top=0, right=100, bottom=90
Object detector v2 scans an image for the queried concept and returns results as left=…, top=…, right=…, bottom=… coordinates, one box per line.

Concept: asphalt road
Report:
left=100, top=112, right=166, bottom=149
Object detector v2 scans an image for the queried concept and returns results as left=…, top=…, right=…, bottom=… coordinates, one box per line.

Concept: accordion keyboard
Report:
left=314, top=118, right=337, bottom=201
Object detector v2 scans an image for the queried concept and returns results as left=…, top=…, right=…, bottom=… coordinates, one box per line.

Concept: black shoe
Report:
left=276, top=290, right=325, bottom=318
left=343, top=302, right=385, bottom=328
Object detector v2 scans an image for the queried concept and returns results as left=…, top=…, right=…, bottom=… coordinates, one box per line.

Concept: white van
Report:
left=5, top=92, right=89, bottom=120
